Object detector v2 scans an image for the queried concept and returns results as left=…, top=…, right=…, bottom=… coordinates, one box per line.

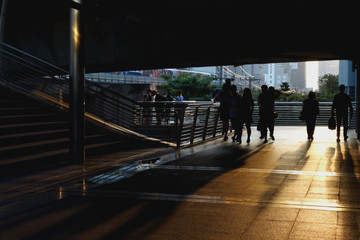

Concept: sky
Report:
left=306, top=61, right=319, bottom=90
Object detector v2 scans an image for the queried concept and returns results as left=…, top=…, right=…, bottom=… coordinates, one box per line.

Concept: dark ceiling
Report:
left=2, top=0, right=359, bottom=72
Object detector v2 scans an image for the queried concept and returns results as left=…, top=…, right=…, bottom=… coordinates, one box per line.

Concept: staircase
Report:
left=0, top=42, right=173, bottom=176
left=0, top=85, right=157, bottom=176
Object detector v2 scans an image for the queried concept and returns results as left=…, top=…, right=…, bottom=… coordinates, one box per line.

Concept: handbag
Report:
left=273, top=112, right=278, bottom=120
left=328, top=116, right=336, bottom=130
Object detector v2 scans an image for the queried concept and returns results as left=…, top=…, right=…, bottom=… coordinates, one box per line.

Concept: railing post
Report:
left=213, top=107, right=220, bottom=137
left=176, top=108, right=185, bottom=148
left=202, top=107, right=210, bottom=141
left=190, top=107, right=198, bottom=144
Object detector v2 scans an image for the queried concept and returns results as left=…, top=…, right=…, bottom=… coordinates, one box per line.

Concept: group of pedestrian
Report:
left=219, top=79, right=255, bottom=144
left=302, top=84, right=353, bottom=142
left=257, top=85, right=281, bottom=143
left=142, top=89, right=184, bottom=125
left=219, top=80, right=353, bottom=144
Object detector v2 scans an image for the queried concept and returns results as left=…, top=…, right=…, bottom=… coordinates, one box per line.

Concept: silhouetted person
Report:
left=175, top=90, right=184, bottom=102
left=262, top=86, right=280, bottom=143
left=331, top=84, right=353, bottom=142
left=219, top=79, right=231, bottom=141
left=166, top=90, right=173, bottom=101
left=153, top=90, right=165, bottom=125
left=239, top=88, right=254, bottom=143
left=229, top=85, right=241, bottom=142
left=257, top=85, right=268, bottom=139
left=302, top=91, right=319, bottom=140
left=164, top=90, right=173, bottom=124
left=143, top=89, right=153, bottom=124
left=175, top=90, right=185, bottom=124
left=212, top=88, right=222, bottom=102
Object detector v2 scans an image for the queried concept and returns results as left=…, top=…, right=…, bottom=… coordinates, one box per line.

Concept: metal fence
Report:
left=133, top=101, right=357, bottom=148
left=85, top=72, right=165, bottom=85
left=133, top=101, right=223, bottom=147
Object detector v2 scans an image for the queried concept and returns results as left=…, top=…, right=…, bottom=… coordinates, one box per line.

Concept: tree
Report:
left=318, top=74, right=338, bottom=95
left=161, top=73, right=219, bottom=101
left=317, top=74, right=339, bottom=101
left=280, top=82, right=290, bottom=91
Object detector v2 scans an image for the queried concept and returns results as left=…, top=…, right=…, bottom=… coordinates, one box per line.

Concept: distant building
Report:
left=290, top=62, right=306, bottom=90
left=264, top=64, right=276, bottom=87
left=319, top=60, right=339, bottom=77
left=339, top=60, right=356, bottom=99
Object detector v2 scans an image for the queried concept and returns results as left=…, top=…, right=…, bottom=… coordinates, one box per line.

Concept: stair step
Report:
left=0, top=148, right=69, bottom=166
left=0, top=137, right=69, bottom=160
left=0, top=106, right=44, bottom=115
left=0, top=113, right=67, bottom=125
left=0, top=84, right=144, bottom=176
left=0, top=129, right=69, bottom=146
left=0, top=121, right=69, bottom=134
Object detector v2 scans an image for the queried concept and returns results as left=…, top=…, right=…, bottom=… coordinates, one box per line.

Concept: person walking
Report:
left=238, top=88, right=254, bottom=143
left=153, top=90, right=165, bottom=125
left=229, top=85, right=241, bottom=142
left=219, top=79, right=231, bottom=141
left=262, top=86, right=280, bottom=143
left=302, top=91, right=319, bottom=140
left=331, top=84, right=353, bottom=142
left=257, top=85, right=268, bottom=139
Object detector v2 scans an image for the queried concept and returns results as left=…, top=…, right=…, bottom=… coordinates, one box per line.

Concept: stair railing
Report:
left=0, top=42, right=138, bottom=131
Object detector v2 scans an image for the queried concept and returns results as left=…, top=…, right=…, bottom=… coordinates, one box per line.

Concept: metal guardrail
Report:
left=0, top=42, right=138, bottom=131
left=271, top=102, right=356, bottom=128
left=85, top=72, right=165, bottom=85
left=134, top=101, right=223, bottom=147
left=133, top=101, right=357, bottom=148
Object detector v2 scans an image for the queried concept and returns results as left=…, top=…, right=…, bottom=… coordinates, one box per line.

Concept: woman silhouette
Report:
left=238, top=88, right=254, bottom=143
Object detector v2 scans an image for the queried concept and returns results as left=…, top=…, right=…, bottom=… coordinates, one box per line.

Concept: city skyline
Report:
left=191, top=60, right=339, bottom=91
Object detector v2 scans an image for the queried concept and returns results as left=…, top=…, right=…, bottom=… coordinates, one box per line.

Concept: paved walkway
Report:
left=1, top=126, right=360, bottom=239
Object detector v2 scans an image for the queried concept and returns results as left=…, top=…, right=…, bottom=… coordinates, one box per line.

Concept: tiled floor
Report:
left=1, top=126, right=360, bottom=239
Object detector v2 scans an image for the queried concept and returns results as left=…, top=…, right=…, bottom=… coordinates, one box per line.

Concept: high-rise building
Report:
left=290, top=62, right=306, bottom=90
left=339, top=60, right=356, bottom=99
left=319, top=60, right=339, bottom=77
left=263, top=64, right=275, bottom=87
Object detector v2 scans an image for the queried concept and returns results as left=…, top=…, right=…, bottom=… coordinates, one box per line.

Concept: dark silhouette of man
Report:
left=302, top=91, right=319, bottom=140
left=257, top=85, right=268, bottom=139
left=331, top=84, right=353, bottom=142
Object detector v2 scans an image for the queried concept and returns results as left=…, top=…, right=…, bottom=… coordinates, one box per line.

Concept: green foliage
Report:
left=280, top=82, right=290, bottom=91
left=161, top=73, right=220, bottom=101
left=277, top=91, right=307, bottom=102
left=317, top=74, right=339, bottom=102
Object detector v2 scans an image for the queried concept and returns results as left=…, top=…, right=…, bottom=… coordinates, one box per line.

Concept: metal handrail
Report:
left=0, top=42, right=138, bottom=133
left=0, top=42, right=68, bottom=74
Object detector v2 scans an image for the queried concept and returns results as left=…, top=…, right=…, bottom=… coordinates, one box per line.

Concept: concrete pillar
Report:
left=69, top=0, right=85, bottom=164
